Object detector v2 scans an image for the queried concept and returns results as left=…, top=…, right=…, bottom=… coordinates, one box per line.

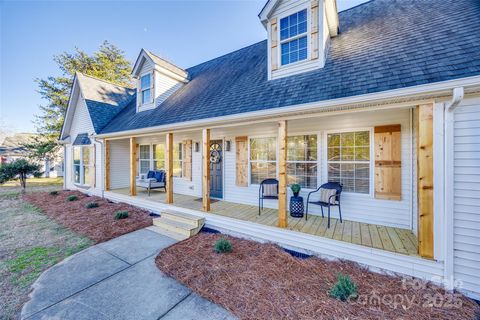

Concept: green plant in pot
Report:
left=291, top=184, right=301, bottom=197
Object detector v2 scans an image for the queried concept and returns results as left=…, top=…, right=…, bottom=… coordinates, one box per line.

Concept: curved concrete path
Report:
left=21, top=229, right=237, bottom=320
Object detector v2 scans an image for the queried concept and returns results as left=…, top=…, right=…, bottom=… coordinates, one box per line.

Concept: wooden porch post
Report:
left=165, top=133, right=174, bottom=204
left=104, top=140, right=110, bottom=191
left=278, top=120, right=288, bottom=228
left=129, top=137, right=137, bottom=196
left=202, top=129, right=211, bottom=211
left=417, top=104, right=434, bottom=259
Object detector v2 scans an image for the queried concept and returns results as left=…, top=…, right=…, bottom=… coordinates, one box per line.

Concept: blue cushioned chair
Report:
left=136, top=170, right=167, bottom=196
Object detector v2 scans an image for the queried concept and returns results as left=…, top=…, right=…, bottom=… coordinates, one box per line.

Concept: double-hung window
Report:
left=287, top=135, right=317, bottom=189
left=250, top=137, right=277, bottom=184
left=140, top=74, right=151, bottom=105
left=327, top=131, right=370, bottom=194
left=139, top=145, right=151, bottom=174
left=153, top=144, right=165, bottom=170
left=173, top=143, right=183, bottom=177
left=280, top=9, right=308, bottom=66
left=72, top=146, right=92, bottom=186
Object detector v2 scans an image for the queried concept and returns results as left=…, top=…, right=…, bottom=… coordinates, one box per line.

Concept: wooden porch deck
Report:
left=112, top=188, right=419, bottom=256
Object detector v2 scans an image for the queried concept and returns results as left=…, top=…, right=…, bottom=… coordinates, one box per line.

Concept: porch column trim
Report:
left=129, top=137, right=137, bottom=196
left=278, top=120, right=288, bottom=228
left=417, top=104, right=434, bottom=259
left=165, top=133, right=174, bottom=204
left=202, top=129, right=211, bottom=211
left=104, top=140, right=110, bottom=191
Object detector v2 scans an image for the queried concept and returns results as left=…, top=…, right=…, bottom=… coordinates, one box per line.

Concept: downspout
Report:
left=92, top=136, right=105, bottom=199
left=443, top=87, right=464, bottom=290
left=63, top=145, right=67, bottom=190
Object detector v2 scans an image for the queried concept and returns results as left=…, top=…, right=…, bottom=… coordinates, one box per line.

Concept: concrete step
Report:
left=146, top=226, right=189, bottom=241
left=153, top=217, right=203, bottom=237
left=160, top=211, right=204, bottom=228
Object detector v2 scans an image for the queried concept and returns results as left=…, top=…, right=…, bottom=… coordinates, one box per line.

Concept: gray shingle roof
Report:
left=72, top=133, right=91, bottom=145
left=99, top=0, right=480, bottom=134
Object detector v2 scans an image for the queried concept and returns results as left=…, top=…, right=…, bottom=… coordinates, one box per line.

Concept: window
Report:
left=139, top=145, right=150, bottom=174
left=280, top=9, right=308, bottom=66
left=327, top=131, right=370, bottom=194
left=287, top=135, right=317, bottom=189
left=153, top=144, right=165, bottom=170
left=72, top=146, right=92, bottom=186
left=250, top=137, right=276, bottom=184
left=173, top=143, right=182, bottom=177
left=140, top=74, right=151, bottom=105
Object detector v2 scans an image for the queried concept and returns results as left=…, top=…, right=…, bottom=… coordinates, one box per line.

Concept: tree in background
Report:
left=28, top=41, right=132, bottom=165
left=0, top=159, right=41, bottom=192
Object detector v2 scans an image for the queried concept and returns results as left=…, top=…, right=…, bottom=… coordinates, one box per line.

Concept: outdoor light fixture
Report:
left=194, top=142, right=199, bottom=152
left=226, top=140, right=231, bottom=151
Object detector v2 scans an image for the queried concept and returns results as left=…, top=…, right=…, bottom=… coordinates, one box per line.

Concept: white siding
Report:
left=109, top=139, right=130, bottom=189
left=453, top=102, right=480, bottom=297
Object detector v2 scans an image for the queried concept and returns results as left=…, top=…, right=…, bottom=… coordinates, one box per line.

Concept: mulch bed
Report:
left=156, top=233, right=479, bottom=320
left=23, top=191, right=152, bottom=243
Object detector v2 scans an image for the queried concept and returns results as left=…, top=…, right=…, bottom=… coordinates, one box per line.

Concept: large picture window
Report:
left=327, top=131, right=370, bottom=194
left=173, top=143, right=183, bottom=177
left=280, top=9, right=308, bottom=66
left=72, top=146, right=92, bottom=186
left=250, top=137, right=276, bottom=184
left=287, top=135, right=317, bottom=189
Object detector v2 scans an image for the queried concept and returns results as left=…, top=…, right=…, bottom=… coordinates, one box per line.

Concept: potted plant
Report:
left=291, top=184, right=301, bottom=197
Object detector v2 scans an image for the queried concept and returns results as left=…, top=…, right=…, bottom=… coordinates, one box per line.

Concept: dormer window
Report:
left=140, top=74, right=151, bottom=104
left=280, top=9, right=308, bottom=66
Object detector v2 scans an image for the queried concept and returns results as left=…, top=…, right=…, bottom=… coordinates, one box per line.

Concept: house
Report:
left=59, top=0, right=480, bottom=299
left=0, top=133, right=64, bottom=177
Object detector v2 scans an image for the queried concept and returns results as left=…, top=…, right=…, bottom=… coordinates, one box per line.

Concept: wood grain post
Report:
left=417, top=104, right=434, bottom=259
left=278, top=120, right=288, bottom=228
left=202, top=129, right=211, bottom=212
left=165, top=133, right=173, bottom=204
left=104, top=140, right=110, bottom=191
left=129, top=137, right=137, bottom=196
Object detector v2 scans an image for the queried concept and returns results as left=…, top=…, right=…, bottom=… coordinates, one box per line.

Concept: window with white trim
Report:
left=173, top=143, right=182, bottom=177
left=139, top=145, right=150, bottom=174
left=140, top=74, right=151, bottom=104
left=250, top=137, right=277, bottom=184
left=280, top=9, right=308, bottom=66
left=327, top=131, right=370, bottom=194
left=287, top=135, right=317, bottom=189
left=153, top=144, right=165, bottom=170
left=72, top=146, right=92, bottom=186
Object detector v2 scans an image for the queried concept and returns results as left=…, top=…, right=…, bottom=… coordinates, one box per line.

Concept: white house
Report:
left=59, top=0, right=480, bottom=299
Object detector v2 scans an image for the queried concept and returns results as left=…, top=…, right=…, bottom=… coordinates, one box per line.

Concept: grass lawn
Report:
left=0, top=178, right=93, bottom=320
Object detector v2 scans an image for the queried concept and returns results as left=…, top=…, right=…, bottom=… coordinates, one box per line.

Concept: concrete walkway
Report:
left=21, top=229, right=237, bottom=320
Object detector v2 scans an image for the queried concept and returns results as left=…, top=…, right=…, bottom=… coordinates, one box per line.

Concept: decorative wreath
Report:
left=210, top=150, right=221, bottom=163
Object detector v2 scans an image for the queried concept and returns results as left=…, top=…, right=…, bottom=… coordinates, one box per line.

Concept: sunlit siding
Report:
left=109, top=139, right=130, bottom=189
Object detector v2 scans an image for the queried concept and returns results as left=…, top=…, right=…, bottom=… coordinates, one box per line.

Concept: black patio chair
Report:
left=258, top=178, right=279, bottom=215
left=306, top=182, right=343, bottom=228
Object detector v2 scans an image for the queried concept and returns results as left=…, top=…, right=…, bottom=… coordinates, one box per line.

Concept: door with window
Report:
left=209, top=140, right=223, bottom=199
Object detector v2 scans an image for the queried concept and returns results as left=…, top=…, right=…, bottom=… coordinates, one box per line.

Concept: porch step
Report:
left=146, top=226, right=189, bottom=241
left=160, top=210, right=205, bottom=228
left=152, top=212, right=204, bottom=239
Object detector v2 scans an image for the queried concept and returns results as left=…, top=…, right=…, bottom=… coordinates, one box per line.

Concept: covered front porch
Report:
left=111, top=187, right=418, bottom=256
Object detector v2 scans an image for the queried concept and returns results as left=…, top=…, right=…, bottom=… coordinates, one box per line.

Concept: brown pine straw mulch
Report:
left=23, top=190, right=152, bottom=243
left=156, top=233, right=479, bottom=320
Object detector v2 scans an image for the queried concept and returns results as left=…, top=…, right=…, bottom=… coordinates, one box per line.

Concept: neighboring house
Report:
left=59, top=0, right=480, bottom=299
left=0, top=133, right=64, bottom=178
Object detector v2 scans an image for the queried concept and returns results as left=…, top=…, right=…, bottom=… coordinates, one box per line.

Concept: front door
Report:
left=209, top=140, right=223, bottom=199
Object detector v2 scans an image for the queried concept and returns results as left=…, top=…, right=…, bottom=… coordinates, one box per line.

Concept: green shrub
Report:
left=66, top=195, right=78, bottom=202
left=85, top=202, right=99, bottom=209
left=114, top=211, right=129, bottom=220
left=328, top=273, right=358, bottom=301
left=214, top=238, right=233, bottom=253
left=49, top=191, right=58, bottom=196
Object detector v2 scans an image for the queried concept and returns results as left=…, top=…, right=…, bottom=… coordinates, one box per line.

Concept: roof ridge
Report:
left=76, top=72, right=135, bottom=90
left=185, top=39, right=267, bottom=70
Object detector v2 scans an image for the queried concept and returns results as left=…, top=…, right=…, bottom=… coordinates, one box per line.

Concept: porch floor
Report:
left=112, top=188, right=418, bottom=256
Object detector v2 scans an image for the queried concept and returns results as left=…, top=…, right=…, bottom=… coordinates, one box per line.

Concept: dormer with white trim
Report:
left=259, top=0, right=339, bottom=80
left=132, top=49, right=189, bottom=112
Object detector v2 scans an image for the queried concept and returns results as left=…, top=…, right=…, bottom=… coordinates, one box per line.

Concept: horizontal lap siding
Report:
left=453, top=103, right=480, bottom=297
left=109, top=139, right=130, bottom=189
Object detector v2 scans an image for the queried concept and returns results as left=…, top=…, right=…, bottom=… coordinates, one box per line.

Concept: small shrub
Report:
left=85, top=202, right=99, bottom=209
left=214, top=238, right=233, bottom=253
left=49, top=191, right=58, bottom=196
left=114, top=211, right=129, bottom=220
left=66, top=195, right=78, bottom=202
left=328, top=273, right=358, bottom=301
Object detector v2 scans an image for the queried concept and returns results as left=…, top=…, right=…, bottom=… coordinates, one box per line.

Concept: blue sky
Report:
left=0, top=0, right=367, bottom=134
